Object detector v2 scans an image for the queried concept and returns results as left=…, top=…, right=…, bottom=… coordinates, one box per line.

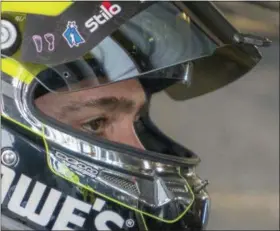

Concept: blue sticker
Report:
left=62, top=21, right=85, bottom=48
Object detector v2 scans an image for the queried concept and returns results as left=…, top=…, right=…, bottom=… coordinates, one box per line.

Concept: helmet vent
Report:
left=166, top=182, right=187, bottom=194
left=99, top=172, right=139, bottom=196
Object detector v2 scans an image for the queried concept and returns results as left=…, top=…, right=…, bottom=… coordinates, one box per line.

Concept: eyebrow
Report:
left=60, top=96, right=139, bottom=116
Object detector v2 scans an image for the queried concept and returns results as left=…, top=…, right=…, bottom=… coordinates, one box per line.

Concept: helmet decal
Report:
left=20, top=1, right=154, bottom=65
left=85, top=1, right=122, bottom=34
left=32, top=33, right=56, bottom=53
left=62, top=21, right=85, bottom=48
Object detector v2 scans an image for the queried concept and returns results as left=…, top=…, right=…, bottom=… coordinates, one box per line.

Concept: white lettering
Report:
left=15, top=15, right=25, bottom=22
left=1, top=165, right=15, bottom=204
left=7, top=174, right=61, bottom=226
left=100, top=11, right=110, bottom=20
left=95, top=211, right=124, bottom=230
left=85, top=4, right=122, bottom=33
left=2, top=166, right=128, bottom=230
left=52, top=196, right=91, bottom=230
left=92, top=198, right=106, bottom=211
left=85, top=19, right=99, bottom=33
left=93, top=15, right=107, bottom=24
left=100, top=5, right=112, bottom=18
left=109, top=4, right=122, bottom=15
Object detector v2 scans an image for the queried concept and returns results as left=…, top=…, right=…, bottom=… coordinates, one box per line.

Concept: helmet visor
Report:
left=16, top=1, right=217, bottom=93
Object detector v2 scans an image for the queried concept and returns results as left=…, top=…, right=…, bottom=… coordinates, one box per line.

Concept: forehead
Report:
left=73, top=79, right=145, bottom=103
left=38, top=79, right=146, bottom=108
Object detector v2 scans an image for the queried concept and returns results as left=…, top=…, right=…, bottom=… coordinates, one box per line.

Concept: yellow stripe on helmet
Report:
left=1, top=57, right=46, bottom=85
left=1, top=1, right=73, bottom=16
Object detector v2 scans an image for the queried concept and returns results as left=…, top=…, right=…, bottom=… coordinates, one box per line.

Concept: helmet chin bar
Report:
left=40, top=122, right=211, bottom=227
left=44, top=124, right=197, bottom=221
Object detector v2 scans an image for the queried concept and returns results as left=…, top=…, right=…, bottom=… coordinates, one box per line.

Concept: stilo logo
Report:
left=85, top=1, right=122, bottom=33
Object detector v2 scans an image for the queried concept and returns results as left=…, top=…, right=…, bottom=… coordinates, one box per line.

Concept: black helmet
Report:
left=1, top=1, right=268, bottom=230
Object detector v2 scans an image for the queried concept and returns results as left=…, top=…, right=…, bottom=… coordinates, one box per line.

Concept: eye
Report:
left=82, top=117, right=107, bottom=135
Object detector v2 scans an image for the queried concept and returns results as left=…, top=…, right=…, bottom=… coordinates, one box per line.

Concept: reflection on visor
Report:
left=35, top=43, right=261, bottom=97
left=165, top=43, right=262, bottom=100
left=36, top=54, right=196, bottom=92
left=1, top=42, right=261, bottom=102
left=16, top=1, right=217, bottom=93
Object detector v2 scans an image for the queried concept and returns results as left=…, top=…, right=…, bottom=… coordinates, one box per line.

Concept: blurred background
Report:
left=151, top=2, right=279, bottom=230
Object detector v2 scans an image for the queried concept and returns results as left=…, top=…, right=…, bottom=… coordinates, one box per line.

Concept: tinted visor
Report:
left=164, top=43, right=262, bottom=100
left=20, top=2, right=217, bottom=93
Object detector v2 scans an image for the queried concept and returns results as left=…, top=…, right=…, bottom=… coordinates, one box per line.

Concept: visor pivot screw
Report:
left=1, top=149, right=19, bottom=167
left=1, top=19, right=20, bottom=56
left=194, top=179, right=209, bottom=193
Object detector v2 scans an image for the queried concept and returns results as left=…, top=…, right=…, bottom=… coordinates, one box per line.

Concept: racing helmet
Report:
left=1, top=1, right=267, bottom=230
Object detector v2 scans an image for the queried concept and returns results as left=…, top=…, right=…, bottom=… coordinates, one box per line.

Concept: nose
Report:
left=107, top=120, right=145, bottom=150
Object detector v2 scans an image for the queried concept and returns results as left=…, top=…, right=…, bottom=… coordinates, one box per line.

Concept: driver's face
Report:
left=35, top=79, right=146, bottom=150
